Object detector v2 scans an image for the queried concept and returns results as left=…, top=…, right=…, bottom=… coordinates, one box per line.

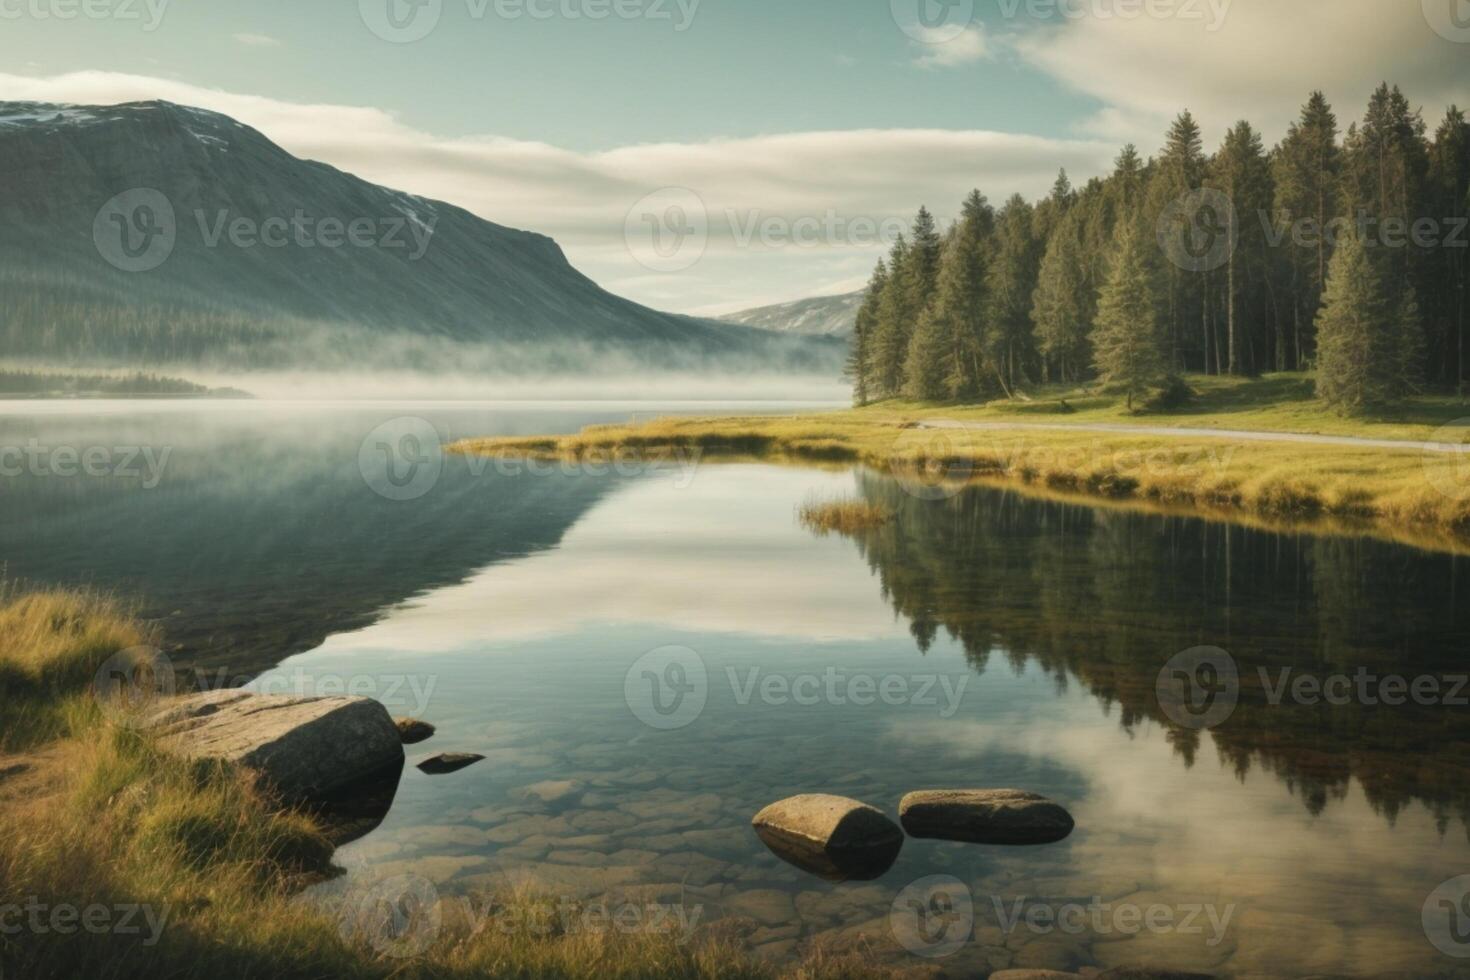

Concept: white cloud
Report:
left=1011, top=0, right=1470, bottom=151
left=913, top=24, right=990, bottom=68
left=0, top=71, right=1111, bottom=314
left=232, top=32, right=282, bottom=48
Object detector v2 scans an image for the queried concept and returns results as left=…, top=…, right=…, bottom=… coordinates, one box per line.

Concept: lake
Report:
left=3, top=401, right=1469, bottom=976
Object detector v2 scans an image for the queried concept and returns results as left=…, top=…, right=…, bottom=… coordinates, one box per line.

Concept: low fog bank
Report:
left=2, top=360, right=851, bottom=404
left=203, top=369, right=851, bottom=404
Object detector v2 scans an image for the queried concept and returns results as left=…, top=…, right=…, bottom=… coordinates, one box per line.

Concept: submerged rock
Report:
left=899, top=789, right=1074, bottom=845
left=752, top=794, right=902, bottom=882
left=394, top=717, right=437, bottom=745
left=417, top=752, right=486, bottom=775
left=142, top=689, right=404, bottom=802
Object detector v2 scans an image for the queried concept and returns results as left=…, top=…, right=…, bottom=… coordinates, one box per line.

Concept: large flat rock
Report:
left=899, top=789, right=1074, bottom=845
left=143, top=689, right=405, bottom=802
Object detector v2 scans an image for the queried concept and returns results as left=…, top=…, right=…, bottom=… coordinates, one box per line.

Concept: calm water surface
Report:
left=3, top=401, right=1469, bottom=977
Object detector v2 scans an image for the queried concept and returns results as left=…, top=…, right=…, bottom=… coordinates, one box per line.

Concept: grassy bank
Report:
left=0, top=590, right=883, bottom=980
left=452, top=374, right=1470, bottom=551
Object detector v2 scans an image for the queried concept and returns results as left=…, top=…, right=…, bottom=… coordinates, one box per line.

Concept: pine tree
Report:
left=1428, top=106, right=1470, bottom=387
left=1315, top=227, right=1392, bottom=413
left=926, top=190, right=993, bottom=398
left=1212, top=120, right=1274, bottom=374
left=1342, top=84, right=1430, bottom=295
left=983, top=194, right=1041, bottom=395
left=903, top=307, right=950, bottom=400
left=1033, top=210, right=1090, bottom=382
left=870, top=235, right=911, bottom=399
left=1147, top=112, right=1208, bottom=371
left=847, top=259, right=887, bottom=405
left=908, top=206, right=944, bottom=302
left=1272, top=92, right=1340, bottom=369
left=1393, top=285, right=1426, bottom=396
left=1093, top=223, right=1167, bottom=411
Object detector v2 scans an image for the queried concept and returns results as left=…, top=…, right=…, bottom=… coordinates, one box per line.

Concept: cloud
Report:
left=0, top=70, right=1112, bottom=315
left=232, top=32, right=282, bottom=48
left=913, top=24, right=990, bottom=68
left=1010, top=0, right=1470, bottom=150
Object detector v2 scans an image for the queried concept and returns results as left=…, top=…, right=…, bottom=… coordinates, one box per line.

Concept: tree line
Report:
left=847, top=84, right=1470, bottom=414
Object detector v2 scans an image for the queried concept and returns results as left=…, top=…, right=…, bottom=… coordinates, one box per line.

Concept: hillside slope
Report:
left=0, top=100, right=838, bottom=373
left=719, top=290, right=863, bottom=337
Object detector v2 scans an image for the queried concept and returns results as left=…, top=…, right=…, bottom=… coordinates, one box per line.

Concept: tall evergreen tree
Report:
left=983, top=194, right=1041, bottom=395
left=1272, top=92, right=1340, bottom=369
left=1032, top=210, right=1091, bottom=382
left=1148, top=112, right=1209, bottom=371
left=1212, top=120, right=1274, bottom=374
left=1093, top=223, right=1167, bottom=411
left=847, top=259, right=887, bottom=405
left=870, top=235, right=912, bottom=399
left=1427, top=106, right=1470, bottom=387
left=920, top=190, right=993, bottom=398
left=1314, top=226, right=1421, bottom=412
left=1342, top=84, right=1430, bottom=294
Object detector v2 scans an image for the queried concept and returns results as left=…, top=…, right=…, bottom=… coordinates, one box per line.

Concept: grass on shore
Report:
left=452, top=374, right=1470, bottom=550
left=0, top=586, right=156, bottom=751
left=0, top=589, right=887, bottom=980
left=798, top=497, right=893, bottom=536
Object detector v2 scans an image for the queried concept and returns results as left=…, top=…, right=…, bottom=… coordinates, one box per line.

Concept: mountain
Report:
left=718, top=290, right=864, bottom=337
left=0, top=100, right=839, bottom=373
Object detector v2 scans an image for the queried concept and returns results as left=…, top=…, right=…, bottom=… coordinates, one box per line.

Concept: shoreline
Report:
left=451, top=400, right=1470, bottom=556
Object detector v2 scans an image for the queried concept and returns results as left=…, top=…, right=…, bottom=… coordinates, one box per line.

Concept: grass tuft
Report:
left=798, top=496, right=893, bottom=535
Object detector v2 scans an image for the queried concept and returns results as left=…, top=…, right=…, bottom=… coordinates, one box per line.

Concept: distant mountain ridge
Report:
left=718, top=290, right=864, bottom=337
left=0, top=100, right=839, bottom=373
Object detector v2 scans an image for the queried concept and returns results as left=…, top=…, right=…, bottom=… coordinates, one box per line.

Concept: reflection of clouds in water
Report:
left=882, top=680, right=1469, bottom=975
left=312, top=466, right=912, bottom=653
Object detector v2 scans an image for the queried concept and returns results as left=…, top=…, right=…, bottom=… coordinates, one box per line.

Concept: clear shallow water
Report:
left=4, top=403, right=1470, bottom=976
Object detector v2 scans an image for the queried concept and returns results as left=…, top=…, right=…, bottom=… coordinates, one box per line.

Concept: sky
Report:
left=2, top=0, right=1468, bottom=316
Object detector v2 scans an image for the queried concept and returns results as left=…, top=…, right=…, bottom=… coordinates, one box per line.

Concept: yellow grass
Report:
left=452, top=375, right=1470, bottom=554
left=798, top=496, right=893, bottom=535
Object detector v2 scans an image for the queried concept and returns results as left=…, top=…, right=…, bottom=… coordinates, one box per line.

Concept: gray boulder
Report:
left=899, top=789, right=1074, bottom=845
left=752, top=794, right=903, bottom=881
left=143, top=689, right=404, bottom=802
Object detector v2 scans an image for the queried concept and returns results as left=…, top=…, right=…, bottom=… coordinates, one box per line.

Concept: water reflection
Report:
left=834, top=470, right=1470, bottom=833
left=253, top=462, right=1470, bottom=975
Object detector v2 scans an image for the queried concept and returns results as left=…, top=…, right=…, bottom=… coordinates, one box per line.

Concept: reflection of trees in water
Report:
left=842, top=471, right=1470, bottom=833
